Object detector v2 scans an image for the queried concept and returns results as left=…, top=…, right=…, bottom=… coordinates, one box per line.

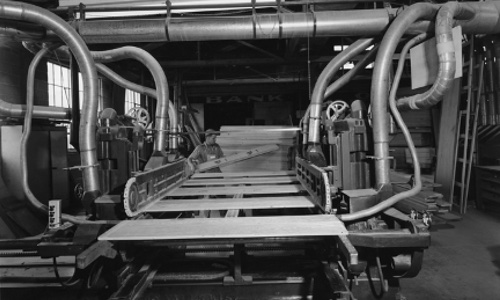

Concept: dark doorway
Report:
left=204, top=102, right=253, bottom=130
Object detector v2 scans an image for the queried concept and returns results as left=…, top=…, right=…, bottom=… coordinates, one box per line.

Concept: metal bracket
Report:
left=223, top=244, right=252, bottom=285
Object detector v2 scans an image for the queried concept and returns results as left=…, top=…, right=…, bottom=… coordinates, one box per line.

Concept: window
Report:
left=47, top=62, right=83, bottom=109
left=124, top=89, right=142, bottom=113
left=47, top=62, right=103, bottom=149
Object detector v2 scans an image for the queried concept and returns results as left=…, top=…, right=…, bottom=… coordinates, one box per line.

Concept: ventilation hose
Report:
left=339, top=33, right=428, bottom=222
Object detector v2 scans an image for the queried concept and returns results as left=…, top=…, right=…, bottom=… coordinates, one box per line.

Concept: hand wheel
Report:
left=126, top=107, right=150, bottom=129
left=325, top=100, right=349, bottom=121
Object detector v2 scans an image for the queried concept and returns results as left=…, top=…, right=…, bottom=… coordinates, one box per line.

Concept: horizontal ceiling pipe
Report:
left=0, top=1, right=102, bottom=206
left=57, top=0, right=388, bottom=12
left=74, top=9, right=394, bottom=43
left=70, top=2, right=500, bottom=44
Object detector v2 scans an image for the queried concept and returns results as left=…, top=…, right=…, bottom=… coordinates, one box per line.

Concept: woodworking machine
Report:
left=7, top=0, right=500, bottom=298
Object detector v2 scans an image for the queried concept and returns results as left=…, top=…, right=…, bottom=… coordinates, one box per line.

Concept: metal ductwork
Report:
left=69, top=2, right=500, bottom=44
left=91, top=47, right=178, bottom=154
left=74, top=9, right=395, bottom=44
left=371, top=1, right=500, bottom=189
left=95, top=63, right=178, bottom=144
left=0, top=1, right=102, bottom=206
left=0, top=99, right=71, bottom=119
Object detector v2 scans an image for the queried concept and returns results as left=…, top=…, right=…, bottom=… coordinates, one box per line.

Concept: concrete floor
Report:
left=399, top=208, right=500, bottom=300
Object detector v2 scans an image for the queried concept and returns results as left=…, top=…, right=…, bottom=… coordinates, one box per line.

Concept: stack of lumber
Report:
left=217, top=126, right=297, bottom=172
left=390, top=171, right=451, bottom=213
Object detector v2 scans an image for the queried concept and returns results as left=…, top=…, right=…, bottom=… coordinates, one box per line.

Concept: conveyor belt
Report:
left=146, top=196, right=315, bottom=212
left=98, top=215, right=347, bottom=241
left=101, top=171, right=336, bottom=243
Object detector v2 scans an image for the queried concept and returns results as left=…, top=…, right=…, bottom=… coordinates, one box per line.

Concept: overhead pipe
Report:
left=91, top=47, right=177, bottom=154
left=306, top=38, right=375, bottom=166
left=323, top=44, right=379, bottom=99
left=74, top=9, right=394, bottom=44
left=70, top=2, right=500, bottom=45
left=0, top=1, right=102, bottom=206
left=397, top=2, right=475, bottom=110
left=0, top=19, right=47, bottom=40
left=96, top=63, right=177, bottom=134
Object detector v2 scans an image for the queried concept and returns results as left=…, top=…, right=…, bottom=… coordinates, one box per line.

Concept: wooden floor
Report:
left=99, top=171, right=342, bottom=242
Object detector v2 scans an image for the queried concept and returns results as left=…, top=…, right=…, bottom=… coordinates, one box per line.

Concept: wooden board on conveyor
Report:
left=181, top=176, right=298, bottom=186
left=145, top=196, right=315, bottom=212
left=191, top=171, right=295, bottom=179
left=167, top=184, right=305, bottom=197
left=99, top=214, right=347, bottom=241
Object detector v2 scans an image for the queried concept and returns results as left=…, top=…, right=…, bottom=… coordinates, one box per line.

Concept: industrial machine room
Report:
left=1, top=0, right=500, bottom=299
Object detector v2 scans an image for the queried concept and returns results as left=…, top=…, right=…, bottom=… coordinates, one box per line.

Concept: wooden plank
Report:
left=167, top=184, right=305, bottom=197
left=146, top=196, right=315, bottom=212
left=191, top=171, right=295, bottom=179
left=435, top=79, right=461, bottom=202
left=221, top=160, right=290, bottom=173
left=218, top=139, right=295, bottom=147
left=182, top=176, right=298, bottom=186
left=197, top=144, right=279, bottom=172
left=98, top=215, right=347, bottom=241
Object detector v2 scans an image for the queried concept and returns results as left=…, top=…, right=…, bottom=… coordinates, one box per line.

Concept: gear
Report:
left=123, top=177, right=141, bottom=217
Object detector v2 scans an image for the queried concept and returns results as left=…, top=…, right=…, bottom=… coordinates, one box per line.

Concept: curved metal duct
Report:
left=397, top=2, right=475, bottom=110
left=370, top=1, right=500, bottom=188
left=20, top=47, right=105, bottom=225
left=96, top=63, right=177, bottom=138
left=370, top=3, right=439, bottom=188
left=0, top=1, right=102, bottom=206
left=305, top=38, right=374, bottom=166
left=91, top=47, right=177, bottom=154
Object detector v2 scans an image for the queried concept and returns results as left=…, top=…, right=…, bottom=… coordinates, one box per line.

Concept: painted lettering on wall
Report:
left=205, top=95, right=283, bottom=104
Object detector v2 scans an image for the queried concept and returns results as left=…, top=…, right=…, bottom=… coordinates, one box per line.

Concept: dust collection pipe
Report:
left=21, top=47, right=108, bottom=225
left=396, top=2, right=475, bottom=110
left=22, top=42, right=178, bottom=139
left=307, top=38, right=375, bottom=165
left=339, top=33, right=429, bottom=222
left=91, top=47, right=177, bottom=153
left=0, top=98, right=71, bottom=119
left=0, top=1, right=102, bottom=205
left=96, top=63, right=178, bottom=133
left=371, top=3, right=439, bottom=189
left=323, top=44, right=379, bottom=99
left=300, top=44, right=377, bottom=155
left=371, top=1, right=500, bottom=188
left=74, top=9, right=394, bottom=44
left=71, top=2, right=500, bottom=45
